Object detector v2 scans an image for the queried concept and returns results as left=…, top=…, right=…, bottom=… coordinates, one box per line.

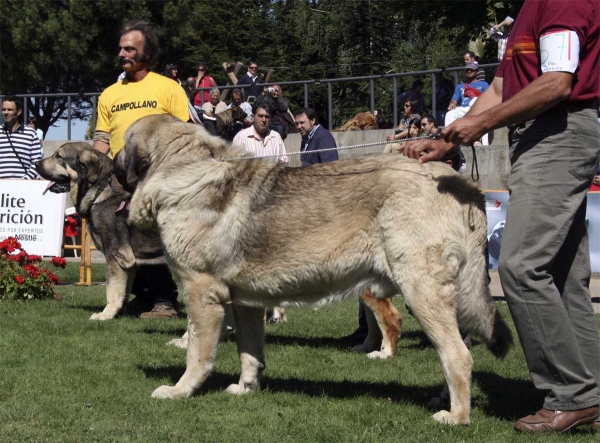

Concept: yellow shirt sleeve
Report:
left=168, top=84, right=191, bottom=122
left=95, top=91, right=111, bottom=133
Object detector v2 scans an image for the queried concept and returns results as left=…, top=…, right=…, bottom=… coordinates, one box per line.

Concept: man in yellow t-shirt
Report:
left=93, top=20, right=189, bottom=158
left=93, top=19, right=188, bottom=318
left=95, top=71, right=189, bottom=158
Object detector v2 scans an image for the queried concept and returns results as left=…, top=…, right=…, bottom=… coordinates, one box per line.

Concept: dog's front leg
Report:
left=226, top=304, right=265, bottom=395
left=90, top=260, right=135, bottom=320
left=167, top=304, right=233, bottom=349
left=152, top=274, right=229, bottom=399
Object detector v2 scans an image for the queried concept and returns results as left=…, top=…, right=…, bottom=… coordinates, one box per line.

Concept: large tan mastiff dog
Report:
left=114, top=114, right=512, bottom=426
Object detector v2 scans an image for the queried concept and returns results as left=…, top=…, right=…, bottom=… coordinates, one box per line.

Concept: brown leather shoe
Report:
left=514, top=407, right=600, bottom=433
left=139, top=304, right=178, bottom=319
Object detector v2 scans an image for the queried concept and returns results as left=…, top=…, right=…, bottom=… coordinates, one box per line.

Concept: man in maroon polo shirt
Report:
left=402, top=0, right=599, bottom=433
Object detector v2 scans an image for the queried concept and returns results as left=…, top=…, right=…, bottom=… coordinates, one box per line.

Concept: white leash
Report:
left=218, top=135, right=435, bottom=162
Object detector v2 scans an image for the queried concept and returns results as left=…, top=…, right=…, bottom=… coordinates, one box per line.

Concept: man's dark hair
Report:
left=295, top=108, right=318, bottom=123
left=2, top=95, right=23, bottom=111
left=232, top=88, right=245, bottom=99
left=247, top=59, right=258, bottom=67
left=121, top=19, right=160, bottom=67
left=422, top=114, right=437, bottom=127
left=441, top=146, right=462, bottom=172
left=464, top=50, right=479, bottom=62
left=412, top=79, right=424, bottom=89
left=252, top=94, right=274, bottom=116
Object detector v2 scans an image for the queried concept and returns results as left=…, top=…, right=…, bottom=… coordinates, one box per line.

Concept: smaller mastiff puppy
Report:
left=115, top=115, right=512, bottom=426
left=214, top=106, right=248, bottom=140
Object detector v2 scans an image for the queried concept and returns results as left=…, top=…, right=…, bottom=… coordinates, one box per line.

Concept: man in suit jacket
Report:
left=295, top=108, right=338, bottom=167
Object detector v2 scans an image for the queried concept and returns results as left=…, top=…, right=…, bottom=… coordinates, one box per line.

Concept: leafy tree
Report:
left=0, top=0, right=524, bottom=135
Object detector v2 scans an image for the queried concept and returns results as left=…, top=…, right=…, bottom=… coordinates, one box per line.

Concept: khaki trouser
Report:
left=499, top=105, right=600, bottom=411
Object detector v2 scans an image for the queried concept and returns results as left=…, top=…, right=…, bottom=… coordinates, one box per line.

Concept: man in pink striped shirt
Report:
left=232, top=96, right=288, bottom=164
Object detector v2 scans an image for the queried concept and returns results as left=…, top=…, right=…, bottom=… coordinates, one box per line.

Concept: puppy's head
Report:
left=36, top=142, right=111, bottom=195
left=231, top=106, right=247, bottom=123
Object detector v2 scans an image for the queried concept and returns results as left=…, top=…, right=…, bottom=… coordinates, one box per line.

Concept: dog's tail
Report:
left=455, top=220, right=513, bottom=360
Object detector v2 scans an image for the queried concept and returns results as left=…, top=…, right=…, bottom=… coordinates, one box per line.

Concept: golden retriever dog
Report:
left=114, top=114, right=512, bottom=425
left=337, top=112, right=378, bottom=131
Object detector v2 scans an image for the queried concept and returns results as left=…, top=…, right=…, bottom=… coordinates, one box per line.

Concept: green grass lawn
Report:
left=51, top=261, right=107, bottom=284
left=0, top=269, right=598, bottom=443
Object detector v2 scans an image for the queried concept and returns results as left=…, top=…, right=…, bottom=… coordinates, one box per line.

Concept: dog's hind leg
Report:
left=402, top=273, right=472, bottom=425
left=353, top=291, right=402, bottom=359
left=90, top=260, right=135, bottom=320
left=226, top=304, right=266, bottom=395
left=152, top=275, right=229, bottom=399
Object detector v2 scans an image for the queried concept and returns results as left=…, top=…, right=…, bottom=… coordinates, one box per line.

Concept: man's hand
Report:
left=593, top=175, right=600, bottom=186
left=448, top=101, right=457, bottom=110
left=92, top=140, right=110, bottom=155
left=400, top=138, right=454, bottom=163
left=441, top=115, right=488, bottom=146
left=386, top=133, right=395, bottom=142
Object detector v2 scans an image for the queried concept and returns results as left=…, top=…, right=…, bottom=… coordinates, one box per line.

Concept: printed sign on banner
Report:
left=0, top=180, right=66, bottom=256
left=485, top=191, right=600, bottom=272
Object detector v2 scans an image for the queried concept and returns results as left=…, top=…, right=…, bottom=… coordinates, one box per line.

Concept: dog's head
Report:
left=114, top=114, right=224, bottom=194
left=36, top=143, right=113, bottom=212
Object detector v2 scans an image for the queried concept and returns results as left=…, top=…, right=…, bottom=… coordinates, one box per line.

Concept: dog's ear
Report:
left=114, top=144, right=150, bottom=193
left=78, top=149, right=103, bottom=183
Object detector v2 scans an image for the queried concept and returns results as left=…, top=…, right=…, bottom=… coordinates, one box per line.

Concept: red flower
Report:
left=27, top=254, right=42, bottom=263
left=14, top=275, right=24, bottom=284
left=24, top=264, right=41, bottom=278
left=1, top=237, right=22, bottom=254
left=51, top=257, right=67, bottom=269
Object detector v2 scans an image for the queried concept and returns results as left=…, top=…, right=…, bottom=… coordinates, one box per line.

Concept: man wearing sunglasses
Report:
left=236, top=60, right=263, bottom=104
left=420, top=114, right=439, bottom=137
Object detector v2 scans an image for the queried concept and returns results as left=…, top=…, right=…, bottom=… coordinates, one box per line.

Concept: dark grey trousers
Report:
left=499, top=105, right=600, bottom=411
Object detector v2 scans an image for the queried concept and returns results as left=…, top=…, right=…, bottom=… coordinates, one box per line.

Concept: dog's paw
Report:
left=166, top=338, right=188, bottom=349
left=226, top=383, right=253, bottom=395
left=366, top=350, right=391, bottom=359
left=151, top=385, right=189, bottom=399
left=89, top=312, right=114, bottom=321
left=432, top=410, right=469, bottom=426
left=427, top=396, right=450, bottom=411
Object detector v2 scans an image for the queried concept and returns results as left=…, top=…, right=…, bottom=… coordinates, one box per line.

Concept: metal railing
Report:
left=1, top=63, right=499, bottom=137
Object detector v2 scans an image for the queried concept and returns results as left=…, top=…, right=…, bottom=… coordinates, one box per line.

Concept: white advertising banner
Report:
left=0, top=180, right=66, bottom=256
left=486, top=191, right=600, bottom=272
